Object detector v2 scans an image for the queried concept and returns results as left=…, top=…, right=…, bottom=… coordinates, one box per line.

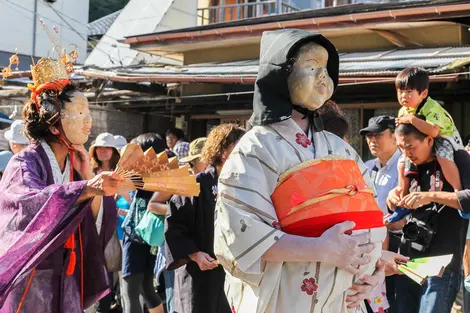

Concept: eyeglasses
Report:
left=365, top=132, right=385, bottom=140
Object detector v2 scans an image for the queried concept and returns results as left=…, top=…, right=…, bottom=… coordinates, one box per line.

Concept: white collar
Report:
left=41, top=141, right=71, bottom=184
left=375, top=149, right=401, bottom=171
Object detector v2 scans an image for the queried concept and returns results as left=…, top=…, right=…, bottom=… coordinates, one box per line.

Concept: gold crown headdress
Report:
left=1, top=20, right=79, bottom=109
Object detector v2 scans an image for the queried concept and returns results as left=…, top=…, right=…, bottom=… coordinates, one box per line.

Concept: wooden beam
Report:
left=370, top=29, right=423, bottom=48
left=0, top=88, right=28, bottom=99
left=190, top=114, right=251, bottom=119
left=338, top=102, right=400, bottom=109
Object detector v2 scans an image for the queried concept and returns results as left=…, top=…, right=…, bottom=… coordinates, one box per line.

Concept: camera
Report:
left=402, top=217, right=436, bottom=253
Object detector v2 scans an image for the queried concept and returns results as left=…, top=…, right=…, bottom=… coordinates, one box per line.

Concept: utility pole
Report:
left=32, top=0, right=38, bottom=58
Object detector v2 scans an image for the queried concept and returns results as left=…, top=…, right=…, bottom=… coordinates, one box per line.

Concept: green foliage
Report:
left=89, top=0, right=129, bottom=22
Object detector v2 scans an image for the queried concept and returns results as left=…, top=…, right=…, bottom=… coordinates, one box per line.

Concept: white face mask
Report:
left=60, top=91, right=92, bottom=145
left=287, top=42, right=334, bottom=111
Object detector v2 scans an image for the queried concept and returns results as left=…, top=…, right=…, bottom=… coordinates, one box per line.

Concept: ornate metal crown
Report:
left=1, top=20, right=78, bottom=89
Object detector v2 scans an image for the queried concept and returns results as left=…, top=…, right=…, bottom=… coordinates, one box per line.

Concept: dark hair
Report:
left=201, top=124, right=245, bottom=166
left=395, top=123, right=428, bottom=141
left=395, top=68, right=429, bottom=93
left=165, top=127, right=185, bottom=140
left=134, top=133, right=167, bottom=153
left=317, top=100, right=349, bottom=139
left=22, top=83, right=80, bottom=142
left=91, top=147, right=120, bottom=173
left=463, top=135, right=470, bottom=147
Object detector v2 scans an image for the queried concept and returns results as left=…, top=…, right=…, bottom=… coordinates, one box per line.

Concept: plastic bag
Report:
left=135, top=210, right=165, bottom=247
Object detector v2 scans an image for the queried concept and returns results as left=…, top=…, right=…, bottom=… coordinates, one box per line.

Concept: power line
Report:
left=0, top=0, right=79, bottom=50
left=89, top=91, right=255, bottom=105
left=85, top=70, right=470, bottom=105
left=41, top=1, right=123, bottom=42
left=1, top=0, right=123, bottom=65
left=2, top=0, right=123, bottom=52
left=47, top=3, right=122, bottom=65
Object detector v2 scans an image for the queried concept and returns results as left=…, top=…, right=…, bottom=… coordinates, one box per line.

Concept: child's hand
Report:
left=396, top=114, right=414, bottom=125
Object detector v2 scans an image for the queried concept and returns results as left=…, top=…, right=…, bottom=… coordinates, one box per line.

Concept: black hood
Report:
left=249, top=29, right=339, bottom=126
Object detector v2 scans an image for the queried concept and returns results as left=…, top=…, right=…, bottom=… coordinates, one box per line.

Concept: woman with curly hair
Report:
left=165, top=124, right=245, bottom=313
left=0, top=80, right=122, bottom=313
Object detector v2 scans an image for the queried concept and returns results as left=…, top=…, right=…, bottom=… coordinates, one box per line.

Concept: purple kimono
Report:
left=0, top=143, right=117, bottom=313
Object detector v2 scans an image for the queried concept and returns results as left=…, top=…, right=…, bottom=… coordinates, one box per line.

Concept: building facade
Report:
left=0, top=0, right=90, bottom=68
left=80, top=0, right=470, bottom=157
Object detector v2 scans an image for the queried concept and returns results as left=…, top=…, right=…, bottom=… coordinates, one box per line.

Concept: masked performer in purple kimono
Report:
left=0, top=51, right=122, bottom=313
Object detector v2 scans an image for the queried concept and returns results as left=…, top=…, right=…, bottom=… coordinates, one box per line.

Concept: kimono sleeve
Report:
left=0, top=151, right=88, bottom=305
left=165, top=195, right=200, bottom=270
left=214, top=131, right=285, bottom=286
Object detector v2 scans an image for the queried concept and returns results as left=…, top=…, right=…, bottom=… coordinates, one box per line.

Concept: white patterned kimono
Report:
left=214, top=118, right=386, bottom=313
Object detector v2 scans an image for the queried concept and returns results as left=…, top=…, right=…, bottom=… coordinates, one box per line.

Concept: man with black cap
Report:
left=360, top=116, right=401, bottom=215
left=213, top=29, right=386, bottom=313
left=360, top=116, right=402, bottom=313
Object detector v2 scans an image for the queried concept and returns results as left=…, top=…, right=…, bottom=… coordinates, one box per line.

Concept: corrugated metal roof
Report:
left=80, top=46, right=470, bottom=82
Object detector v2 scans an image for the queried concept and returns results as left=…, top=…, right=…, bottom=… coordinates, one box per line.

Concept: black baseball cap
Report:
left=359, top=115, right=395, bottom=135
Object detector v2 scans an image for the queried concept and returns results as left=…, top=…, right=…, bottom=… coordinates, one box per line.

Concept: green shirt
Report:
left=398, top=97, right=455, bottom=137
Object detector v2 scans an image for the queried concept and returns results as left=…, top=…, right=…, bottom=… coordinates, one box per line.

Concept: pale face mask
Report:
left=60, top=91, right=92, bottom=145
left=287, top=42, right=334, bottom=111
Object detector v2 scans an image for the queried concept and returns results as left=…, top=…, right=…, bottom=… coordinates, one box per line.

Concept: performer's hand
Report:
left=319, top=221, right=375, bottom=275
left=346, top=259, right=385, bottom=308
left=399, top=192, right=431, bottom=209
left=189, top=252, right=218, bottom=271
left=86, top=171, right=123, bottom=197
left=381, top=250, right=409, bottom=276
left=72, top=144, right=93, bottom=179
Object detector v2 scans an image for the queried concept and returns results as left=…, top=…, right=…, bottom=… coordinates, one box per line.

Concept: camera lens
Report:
left=404, top=223, right=420, bottom=241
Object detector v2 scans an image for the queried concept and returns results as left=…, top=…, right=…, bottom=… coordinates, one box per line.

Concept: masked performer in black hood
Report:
left=214, top=29, right=387, bottom=313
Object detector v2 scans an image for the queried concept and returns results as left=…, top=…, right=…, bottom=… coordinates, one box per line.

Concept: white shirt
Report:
left=365, top=149, right=402, bottom=214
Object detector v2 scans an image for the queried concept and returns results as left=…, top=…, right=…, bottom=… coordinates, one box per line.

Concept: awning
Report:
left=77, top=46, right=470, bottom=85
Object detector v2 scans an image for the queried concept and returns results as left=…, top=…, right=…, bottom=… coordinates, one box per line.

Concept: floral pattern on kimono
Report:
left=214, top=118, right=386, bottom=313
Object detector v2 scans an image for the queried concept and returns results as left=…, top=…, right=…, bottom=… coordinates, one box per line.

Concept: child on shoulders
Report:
left=395, top=67, right=463, bottom=197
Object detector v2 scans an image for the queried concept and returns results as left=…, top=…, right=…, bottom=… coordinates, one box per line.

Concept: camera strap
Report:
left=432, top=161, right=441, bottom=192
left=431, top=161, right=446, bottom=214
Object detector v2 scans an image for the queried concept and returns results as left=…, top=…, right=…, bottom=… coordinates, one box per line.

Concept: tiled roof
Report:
left=88, top=10, right=122, bottom=37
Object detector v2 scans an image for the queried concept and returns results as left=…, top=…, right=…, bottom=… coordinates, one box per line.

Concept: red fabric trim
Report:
left=282, top=211, right=385, bottom=237
left=29, top=79, right=71, bottom=111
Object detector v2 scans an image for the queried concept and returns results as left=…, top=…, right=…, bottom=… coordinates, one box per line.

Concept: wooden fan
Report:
left=115, top=144, right=200, bottom=197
